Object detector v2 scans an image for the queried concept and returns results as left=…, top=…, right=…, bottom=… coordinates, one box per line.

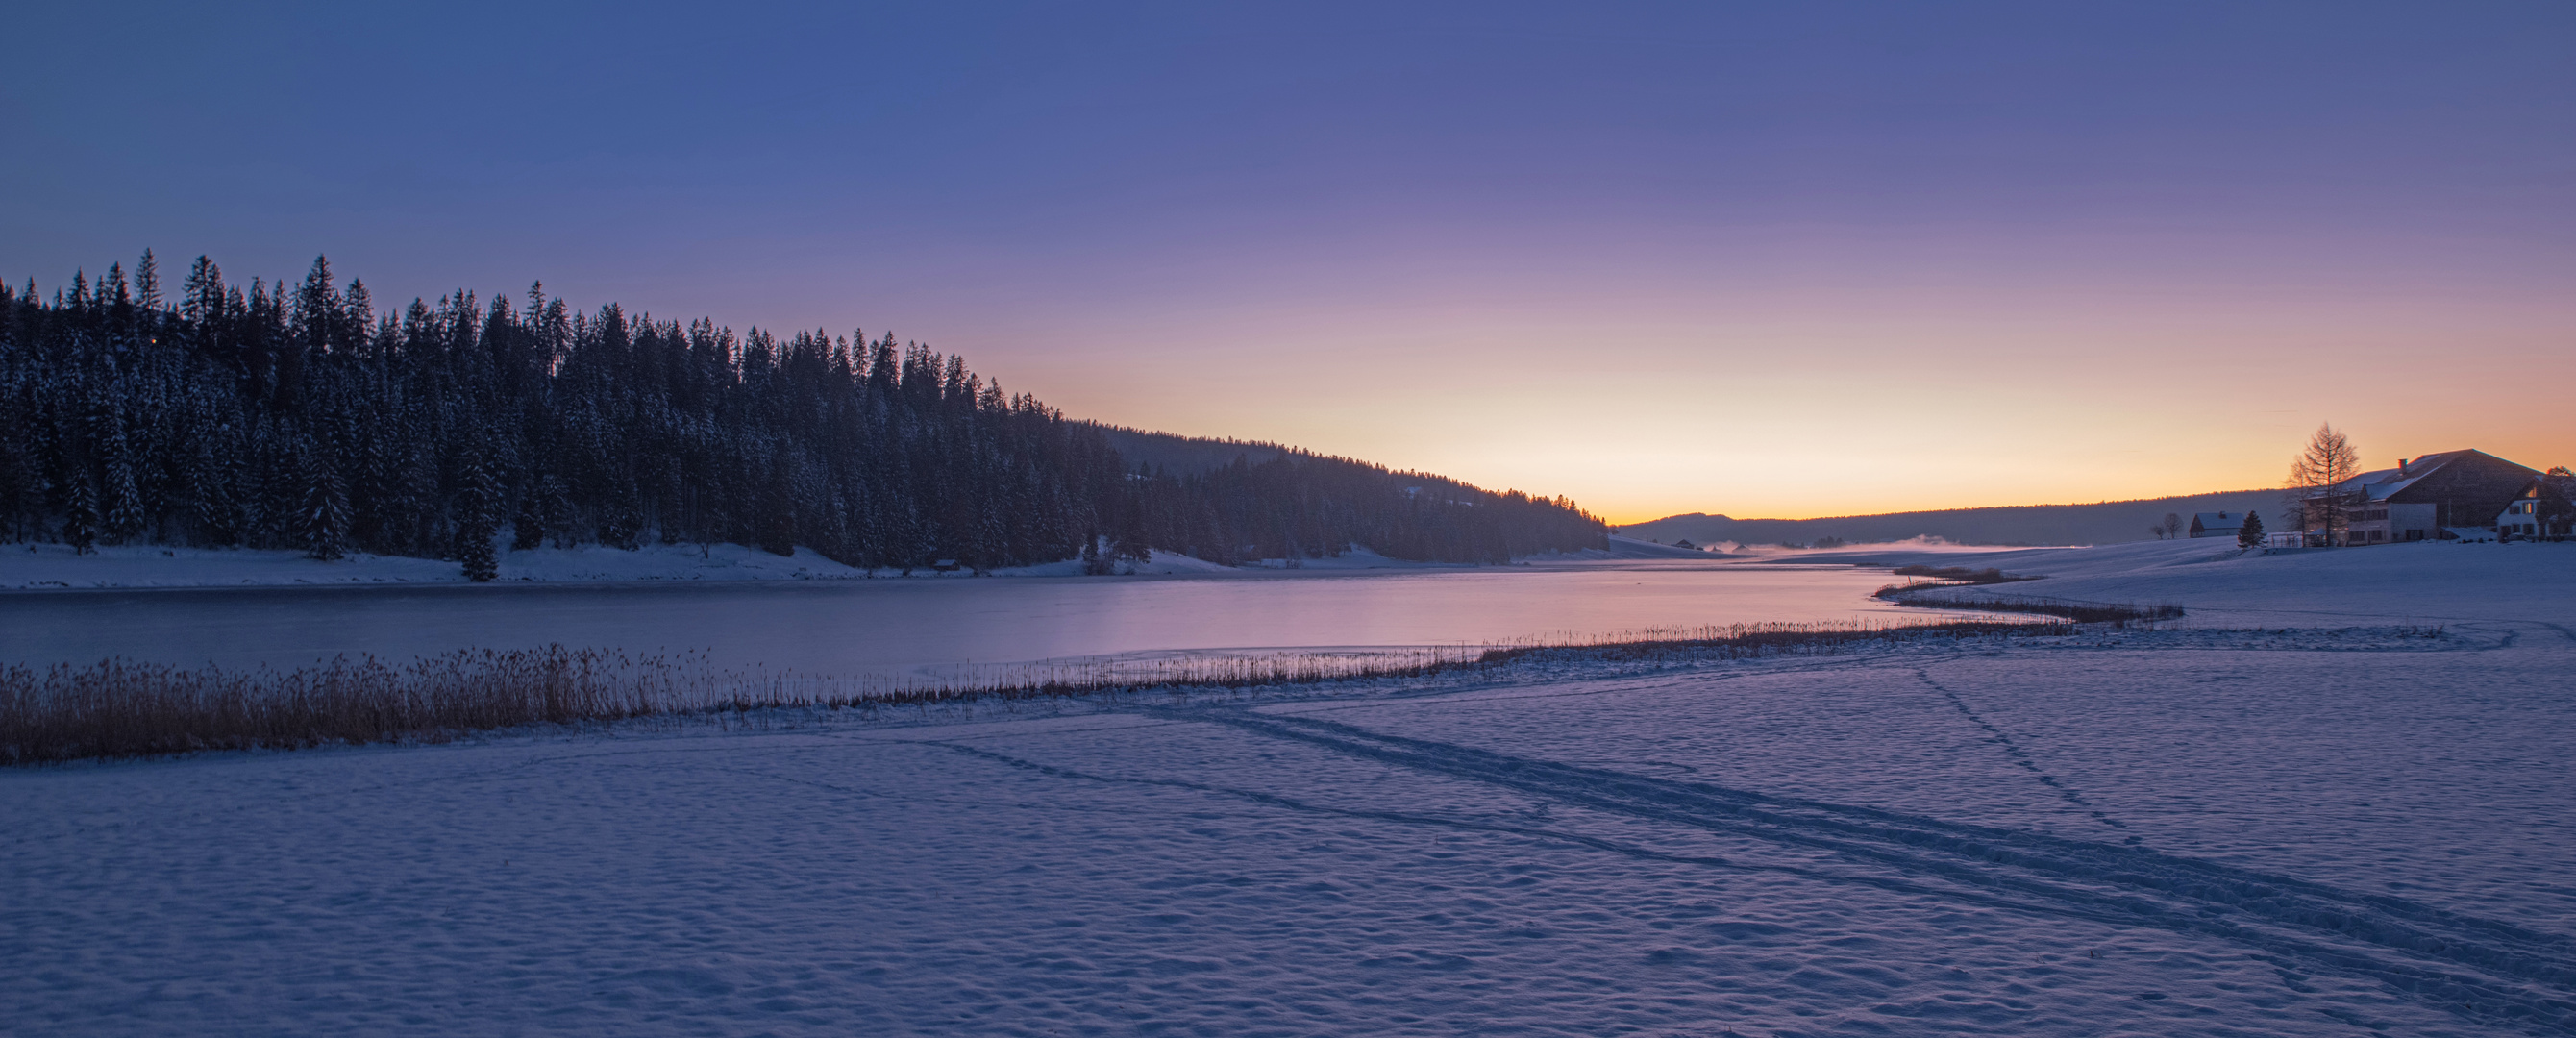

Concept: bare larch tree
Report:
left=2284, top=422, right=2362, bottom=546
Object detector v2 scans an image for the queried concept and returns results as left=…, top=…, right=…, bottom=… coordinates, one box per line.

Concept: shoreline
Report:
left=0, top=533, right=1729, bottom=593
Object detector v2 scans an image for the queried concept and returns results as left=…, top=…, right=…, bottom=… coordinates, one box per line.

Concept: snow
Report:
left=1523, top=533, right=1737, bottom=561
left=1793, top=536, right=2576, bottom=629
left=0, top=538, right=1673, bottom=591
left=0, top=540, right=869, bottom=590
left=7, top=540, right=2576, bottom=1034
left=984, top=548, right=1244, bottom=578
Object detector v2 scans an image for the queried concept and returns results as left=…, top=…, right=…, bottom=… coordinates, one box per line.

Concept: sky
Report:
left=5, top=2, right=2570, bottom=523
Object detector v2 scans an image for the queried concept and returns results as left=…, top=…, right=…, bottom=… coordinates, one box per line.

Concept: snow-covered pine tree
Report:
left=2236, top=509, right=2266, bottom=550
left=601, top=481, right=644, bottom=551
left=537, top=474, right=575, bottom=550
left=185, top=435, right=242, bottom=546
left=755, top=450, right=797, bottom=557
left=134, top=250, right=161, bottom=314
left=254, top=421, right=298, bottom=548
left=456, top=454, right=499, bottom=582
left=62, top=473, right=101, bottom=555
left=102, top=427, right=147, bottom=545
left=298, top=440, right=351, bottom=560
left=511, top=470, right=549, bottom=551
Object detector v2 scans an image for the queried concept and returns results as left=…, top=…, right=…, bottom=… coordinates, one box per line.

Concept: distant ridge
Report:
left=1620, top=490, right=2282, bottom=548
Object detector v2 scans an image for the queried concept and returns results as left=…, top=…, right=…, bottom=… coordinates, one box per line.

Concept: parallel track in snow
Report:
left=1147, top=705, right=2576, bottom=1034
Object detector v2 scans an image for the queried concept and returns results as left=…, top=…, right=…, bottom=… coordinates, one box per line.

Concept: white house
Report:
left=2491, top=475, right=2572, bottom=540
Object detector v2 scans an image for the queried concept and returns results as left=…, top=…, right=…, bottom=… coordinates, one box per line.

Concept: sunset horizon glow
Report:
left=8, top=2, right=2568, bottom=525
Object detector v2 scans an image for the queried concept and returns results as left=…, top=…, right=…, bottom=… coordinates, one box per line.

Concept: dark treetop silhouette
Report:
left=1, top=254, right=1606, bottom=578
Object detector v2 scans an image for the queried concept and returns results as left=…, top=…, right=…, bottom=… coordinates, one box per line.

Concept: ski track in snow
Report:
left=1115, top=701, right=2576, bottom=1033
left=1911, top=667, right=2133, bottom=835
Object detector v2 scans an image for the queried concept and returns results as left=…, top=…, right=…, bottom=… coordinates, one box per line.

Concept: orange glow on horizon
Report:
left=890, top=240, right=2573, bottom=526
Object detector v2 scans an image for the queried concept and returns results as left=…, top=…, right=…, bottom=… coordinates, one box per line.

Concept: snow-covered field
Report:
left=7, top=541, right=2575, bottom=1035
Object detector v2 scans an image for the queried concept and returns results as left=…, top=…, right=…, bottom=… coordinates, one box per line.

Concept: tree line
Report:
left=0, top=252, right=1607, bottom=578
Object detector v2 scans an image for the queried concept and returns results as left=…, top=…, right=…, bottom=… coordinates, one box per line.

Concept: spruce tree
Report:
left=457, top=456, right=499, bottom=582
left=2236, top=509, right=2266, bottom=550
left=298, top=444, right=351, bottom=560
left=63, top=474, right=101, bottom=555
left=186, top=438, right=241, bottom=546
left=756, top=455, right=797, bottom=557
left=511, top=481, right=547, bottom=551
left=102, top=437, right=147, bottom=544
left=134, top=250, right=161, bottom=313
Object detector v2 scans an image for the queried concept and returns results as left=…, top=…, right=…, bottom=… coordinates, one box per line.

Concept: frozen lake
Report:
left=0, top=561, right=1925, bottom=678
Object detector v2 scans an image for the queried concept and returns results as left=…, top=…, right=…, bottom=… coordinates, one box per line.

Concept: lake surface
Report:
left=1, top=560, right=1929, bottom=679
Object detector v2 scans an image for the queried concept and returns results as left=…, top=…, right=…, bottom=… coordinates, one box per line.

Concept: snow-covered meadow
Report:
left=6, top=540, right=2575, bottom=1035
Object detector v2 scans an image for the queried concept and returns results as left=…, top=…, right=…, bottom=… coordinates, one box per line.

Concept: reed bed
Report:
left=2, top=618, right=2070, bottom=765
left=1874, top=583, right=2186, bottom=625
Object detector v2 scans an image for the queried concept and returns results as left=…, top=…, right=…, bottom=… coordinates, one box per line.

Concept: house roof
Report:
left=2191, top=511, right=2246, bottom=527
left=2326, top=450, right=2526, bottom=502
left=2356, top=471, right=2419, bottom=501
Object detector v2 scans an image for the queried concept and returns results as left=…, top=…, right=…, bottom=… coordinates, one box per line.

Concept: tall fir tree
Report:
left=186, top=436, right=242, bottom=546
left=298, top=441, right=351, bottom=560
left=101, top=431, right=148, bottom=545
left=456, top=453, right=499, bottom=582
left=62, top=473, right=101, bottom=556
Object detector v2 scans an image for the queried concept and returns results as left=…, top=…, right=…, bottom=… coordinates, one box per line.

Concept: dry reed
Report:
left=1, top=618, right=2069, bottom=765
left=1873, top=582, right=2186, bottom=625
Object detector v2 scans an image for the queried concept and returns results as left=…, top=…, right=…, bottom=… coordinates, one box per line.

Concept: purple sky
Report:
left=7, top=2, right=2570, bottom=521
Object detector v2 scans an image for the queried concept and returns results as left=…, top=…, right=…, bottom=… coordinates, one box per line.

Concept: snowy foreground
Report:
left=7, top=542, right=2576, bottom=1036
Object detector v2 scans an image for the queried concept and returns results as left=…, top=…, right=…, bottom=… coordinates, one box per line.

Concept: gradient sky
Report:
left=7, top=2, right=2571, bottom=523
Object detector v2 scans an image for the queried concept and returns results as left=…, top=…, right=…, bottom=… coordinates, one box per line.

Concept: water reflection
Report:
left=2, top=560, right=1923, bottom=680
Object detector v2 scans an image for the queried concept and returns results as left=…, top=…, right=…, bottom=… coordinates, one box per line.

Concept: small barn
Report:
left=2187, top=511, right=2250, bottom=539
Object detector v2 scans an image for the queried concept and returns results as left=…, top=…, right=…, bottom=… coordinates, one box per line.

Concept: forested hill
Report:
left=1621, top=489, right=2282, bottom=548
left=0, top=253, right=1607, bottom=578
left=1091, top=425, right=1287, bottom=477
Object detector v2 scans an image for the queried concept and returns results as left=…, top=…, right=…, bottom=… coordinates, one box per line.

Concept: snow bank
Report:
left=0, top=540, right=867, bottom=590
left=985, top=549, right=1242, bottom=578
left=1523, top=533, right=1736, bottom=562
left=2, top=537, right=1667, bottom=591
left=1801, top=537, right=2576, bottom=628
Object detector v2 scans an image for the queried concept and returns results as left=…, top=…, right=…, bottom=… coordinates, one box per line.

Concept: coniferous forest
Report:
left=0, top=253, right=1607, bottom=579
